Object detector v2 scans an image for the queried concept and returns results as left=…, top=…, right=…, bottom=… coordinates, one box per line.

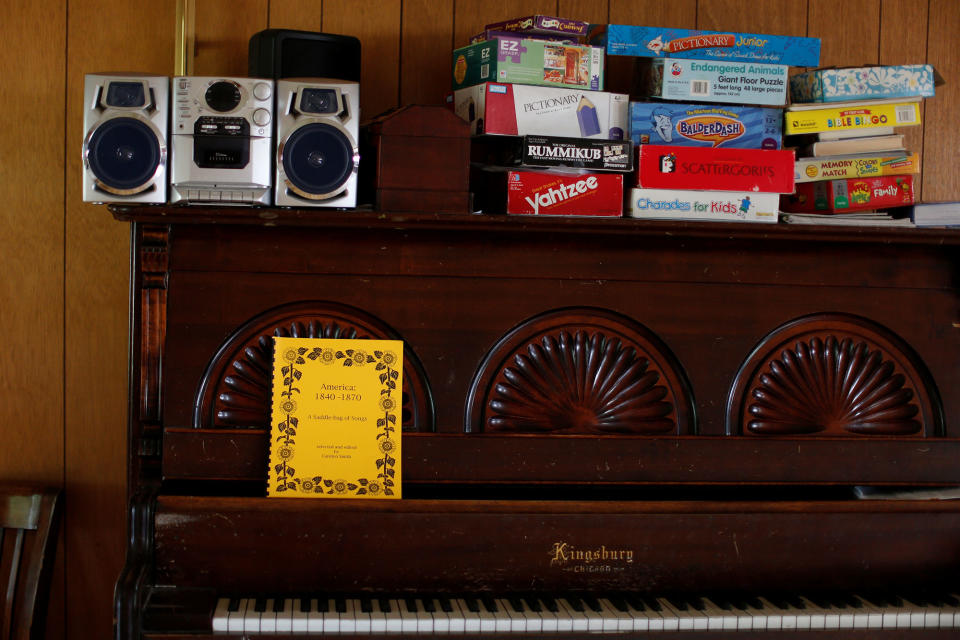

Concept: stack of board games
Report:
left=588, top=24, right=819, bottom=223
left=453, top=15, right=633, bottom=216
left=780, top=64, right=939, bottom=217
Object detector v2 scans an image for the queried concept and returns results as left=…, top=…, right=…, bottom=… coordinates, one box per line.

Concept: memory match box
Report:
left=452, top=83, right=629, bottom=140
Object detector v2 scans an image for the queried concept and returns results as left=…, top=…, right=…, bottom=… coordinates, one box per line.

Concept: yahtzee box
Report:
left=475, top=168, right=623, bottom=216
left=452, top=82, right=629, bottom=139
left=636, top=145, right=795, bottom=193
left=629, top=102, right=782, bottom=148
left=628, top=187, right=779, bottom=223
left=637, top=58, right=788, bottom=106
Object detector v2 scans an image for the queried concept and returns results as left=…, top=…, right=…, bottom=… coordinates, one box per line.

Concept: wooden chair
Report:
left=0, top=488, right=61, bottom=640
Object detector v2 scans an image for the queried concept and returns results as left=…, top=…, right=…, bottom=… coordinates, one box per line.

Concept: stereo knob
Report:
left=253, top=82, right=272, bottom=101
left=253, top=108, right=271, bottom=127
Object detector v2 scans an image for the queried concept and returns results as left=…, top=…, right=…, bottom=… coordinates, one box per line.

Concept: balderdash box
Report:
left=453, top=37, right=604, bottom=91
left=588, top=24, right=821, bottom=67
left=629, top=187, right=779, bottom=223
left=452, top=82, right=629, bottom=139
left=630, top=102, right=782, bottom=149
left=637, top=58, right=788, bottom=106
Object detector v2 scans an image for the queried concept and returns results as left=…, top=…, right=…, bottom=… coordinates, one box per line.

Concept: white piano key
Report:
left=798, top=596, right=828, bottom=630
left=452, top=598, right=479, bottom=633
left=226, top=598, right=248, bottom=634
left=290, top=598, right=308, bottom=633
left=304, top=598, right=323, bottom=633
left=556, top=598, right=589, bottom=632
left=662, top=597, right=708, bottom=631
left=395, top=598, right=419, bottom=633
left=597, top=598, right=632, bottom=631
left=578, top=598, right=605, bottom=632
left=430, top=598, right=451, bottom=633
left=620, top=599, right=650, bottom=632
left=410, top=598, right=433, bottom=634
left=650, top=598, right=679, bottom=631
left=275, top=598, right=293, bottom=633
left=259, top=598, right=277, bottom=633
left=516, top=598, right=543, bottom=633
left=756, top=596, right=783, bottom=630
left=212, top=597, right=231, bottom=633
left=488, top=598, right=513, bottom=632
left=531, top=598, right=558, bottom=632
left=324, top=598, right=342, bottom=633
left=339, top=598, right=360, bottom=633
left=472, top=599, right=496, bottom=632
left=701, top=596, right=736, bottom=631
left=849, top=595, right=883, bottom=629
left=498, top=598, right=526, bottom=632
left=368, top=599, right=388, bottom=634
left=383, top=599, right=404, bottom=633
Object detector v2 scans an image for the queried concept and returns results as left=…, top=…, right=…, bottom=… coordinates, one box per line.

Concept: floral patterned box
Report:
left=790, top=65, right=940, bottom=103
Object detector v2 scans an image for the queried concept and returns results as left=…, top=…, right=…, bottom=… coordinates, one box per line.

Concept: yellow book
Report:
left=785, top=99, right=921, bottom=135
left=268, top=336, right=403, bottom=499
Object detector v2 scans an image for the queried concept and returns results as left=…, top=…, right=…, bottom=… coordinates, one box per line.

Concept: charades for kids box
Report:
left=628, top=187, right=779, bottom=223
left=588, top=24, right=820, bottom=67
left=452, top=83, right=629, bottom=139
left=629, top=102, right=782, bottom=149
left=637, top=58, right=788, bottom=105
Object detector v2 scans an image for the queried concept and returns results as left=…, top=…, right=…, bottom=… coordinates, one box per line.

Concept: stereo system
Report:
left=83, top=74, right=358, bottom=208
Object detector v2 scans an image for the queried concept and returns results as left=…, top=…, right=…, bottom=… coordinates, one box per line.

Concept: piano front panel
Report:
left=153, top=497, right=960, bottom=596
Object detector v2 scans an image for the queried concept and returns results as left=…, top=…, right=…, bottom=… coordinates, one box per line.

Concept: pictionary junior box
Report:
left=452, top=37, right=604, bottom=91
left=784, top=99, right=921, bottom=135
left=588, top=24, right=821, bottom=67
left=636, top=145, right=795, bottom=193
left=794, top=152, right=920, bottom=183
left=629, top=102, right=782, bottom=149
left=452, top=83, right=629, bottom=139
left=636, top=58, right=788, bottom=106
left=628, top=187, right=779, bottom=223
left=781, top=175, right=915, bottom=213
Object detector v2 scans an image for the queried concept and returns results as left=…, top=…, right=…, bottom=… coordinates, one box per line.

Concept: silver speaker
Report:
left=275, top=79, right=359, bottom=208
left=170, top=76, right=274, bottom=205
left=82, top=73, right=168, bottom=203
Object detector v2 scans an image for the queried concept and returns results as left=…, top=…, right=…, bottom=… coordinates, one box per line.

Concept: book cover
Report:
left=794, top=152, right=919, bottom=183
left=784, top=99, right=921, bottom=135
left=268, top=336, right=404, bottom=499
left=636, top=145, right=795, bottom=193
left=799, top=134, right=905, bottom=157
left=781, top=175, right=915, bottom=213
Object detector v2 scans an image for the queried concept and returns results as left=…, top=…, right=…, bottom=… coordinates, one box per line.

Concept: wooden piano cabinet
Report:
left=110, top=206, right=960, bottom=640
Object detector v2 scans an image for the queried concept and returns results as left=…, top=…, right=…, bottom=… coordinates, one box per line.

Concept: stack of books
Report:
left=780, top=64, right=940, bottom=220
left=587, top=24, right=820, bottom=223
left=449, top=15, right=633, bottom=217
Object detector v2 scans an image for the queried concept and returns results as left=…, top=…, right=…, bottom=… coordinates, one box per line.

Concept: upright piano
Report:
left=111, top=205, right=960, bottom=638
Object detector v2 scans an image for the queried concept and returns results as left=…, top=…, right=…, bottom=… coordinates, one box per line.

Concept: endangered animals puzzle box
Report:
left=636, top=58, right=788, bottom=106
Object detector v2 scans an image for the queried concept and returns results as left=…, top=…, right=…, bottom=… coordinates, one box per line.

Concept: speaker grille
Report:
left=87, top=117, right=161, bottom=192
left=281, top=123, right=354, bottom=197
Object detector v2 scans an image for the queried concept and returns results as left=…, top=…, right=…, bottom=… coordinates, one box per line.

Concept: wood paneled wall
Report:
left=0, top=1, right=956, bottom=638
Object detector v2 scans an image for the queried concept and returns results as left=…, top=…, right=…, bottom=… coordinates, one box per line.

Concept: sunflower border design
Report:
left=271, top=342, right=401, bottom=497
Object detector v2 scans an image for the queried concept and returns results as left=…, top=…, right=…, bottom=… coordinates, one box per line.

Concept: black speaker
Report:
left=249, top=29, right=361, bottom=82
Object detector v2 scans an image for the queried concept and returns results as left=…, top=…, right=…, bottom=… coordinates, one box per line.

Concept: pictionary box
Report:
left=790, top=64, right=941, bottom=103
left=629, top=102, right=782, bottom=149
left=781, top=174, right=915, bottom=213
left=636, top=58, right=788, bottom=106
left=636, top=145, right=795, bottom=193
left=588, top=24, right=821, bottom=67
left=453, top=37, right=604, bottom=91
left=475, top=168, right=624, bottom=216
left=452, top=82, right=629, bottom=139
left=784, top=99, right=922, bottom=135
left=794, top=152, right=920, bottom=183
left=628, top=187, right=779, bottom=223
left=471, top=135, right=633, bottom=172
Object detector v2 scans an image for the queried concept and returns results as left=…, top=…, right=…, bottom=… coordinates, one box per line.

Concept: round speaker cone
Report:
left=282, top=123, right=354, bottom=197
left=87, top=117, right=161, bottom=192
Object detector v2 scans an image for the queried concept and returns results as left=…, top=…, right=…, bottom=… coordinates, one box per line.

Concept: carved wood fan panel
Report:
left=192, top=301, right=435, bottom=432
left=726, top=313, right=944, bottom=437
left=466, top=307, right=695, bottom=435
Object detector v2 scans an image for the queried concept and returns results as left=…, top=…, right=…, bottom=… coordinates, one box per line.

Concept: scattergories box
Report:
left=471, top=135, right=633, bottom=172
left=636, top=145, right=794, bottom=193
left=452, top=82, right=629, bottom=139
left=629, top=102, right=782, bottom=149
left=476, top=168, right=623, bottom=216
left=587, top=24, right=821, bottom=67
left=629, top=188, right=779, bottom=223
left=781, top=174, right=915, bottom=214
left=452, top=37, right=604, bottom=91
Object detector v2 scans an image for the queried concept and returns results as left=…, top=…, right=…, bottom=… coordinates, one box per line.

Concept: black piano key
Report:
left=786, top=595, right=807, bottom=609
left=254, top=598, right=267, bottom=613
left=625, top=595, right=647, bottom=612
left=523, top=596, right=543, bottom=613
left=272, top=598, right=285, bottom=613
left=564, top=596, right=585, bottom=612
left=666, top=596, right=689, bottom=611
left=360, top=598, right=373, bottom=613
left=315, top=598, right=329, bottom=613
left=438, top=597, right=453, bottom=613
left=540, top=597, right=560, bottom=613
left=808, top=595, right=833, bottom=609
left=745, top=596, right=764, bottom=610
left=463, top=597, right=480, bottom=613
left=942, top=594, right=960, bottom=606
left=299, top=598, right=312, bottom=613
left=607, top=596, right=630, bottom=612
left=508, top=597, right=526, bottom=613
left=709, top=595, right=733, bottom=611
left=481, top=596, right=499, bottom=613
left=378, top=597, right=392, bottom=613
left=227, top=598, right=241, bottom=612
left=422, top=598, right=436, bottom=613
left=583, top=596, right=603, bottom=613
left=335, top=598, right=347, bottom=613
left=404, top=597, right=418, bottom=613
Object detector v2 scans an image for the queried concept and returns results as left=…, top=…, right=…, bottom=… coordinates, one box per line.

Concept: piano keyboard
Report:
left=212, top=593, right=960, bottom=634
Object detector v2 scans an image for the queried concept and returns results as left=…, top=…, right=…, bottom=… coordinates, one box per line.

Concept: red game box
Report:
left=781, top=174, right=915, bottom=213
left=504, top=170, right=623, bottom=216
left=636, top=145, right=795, bottom=193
